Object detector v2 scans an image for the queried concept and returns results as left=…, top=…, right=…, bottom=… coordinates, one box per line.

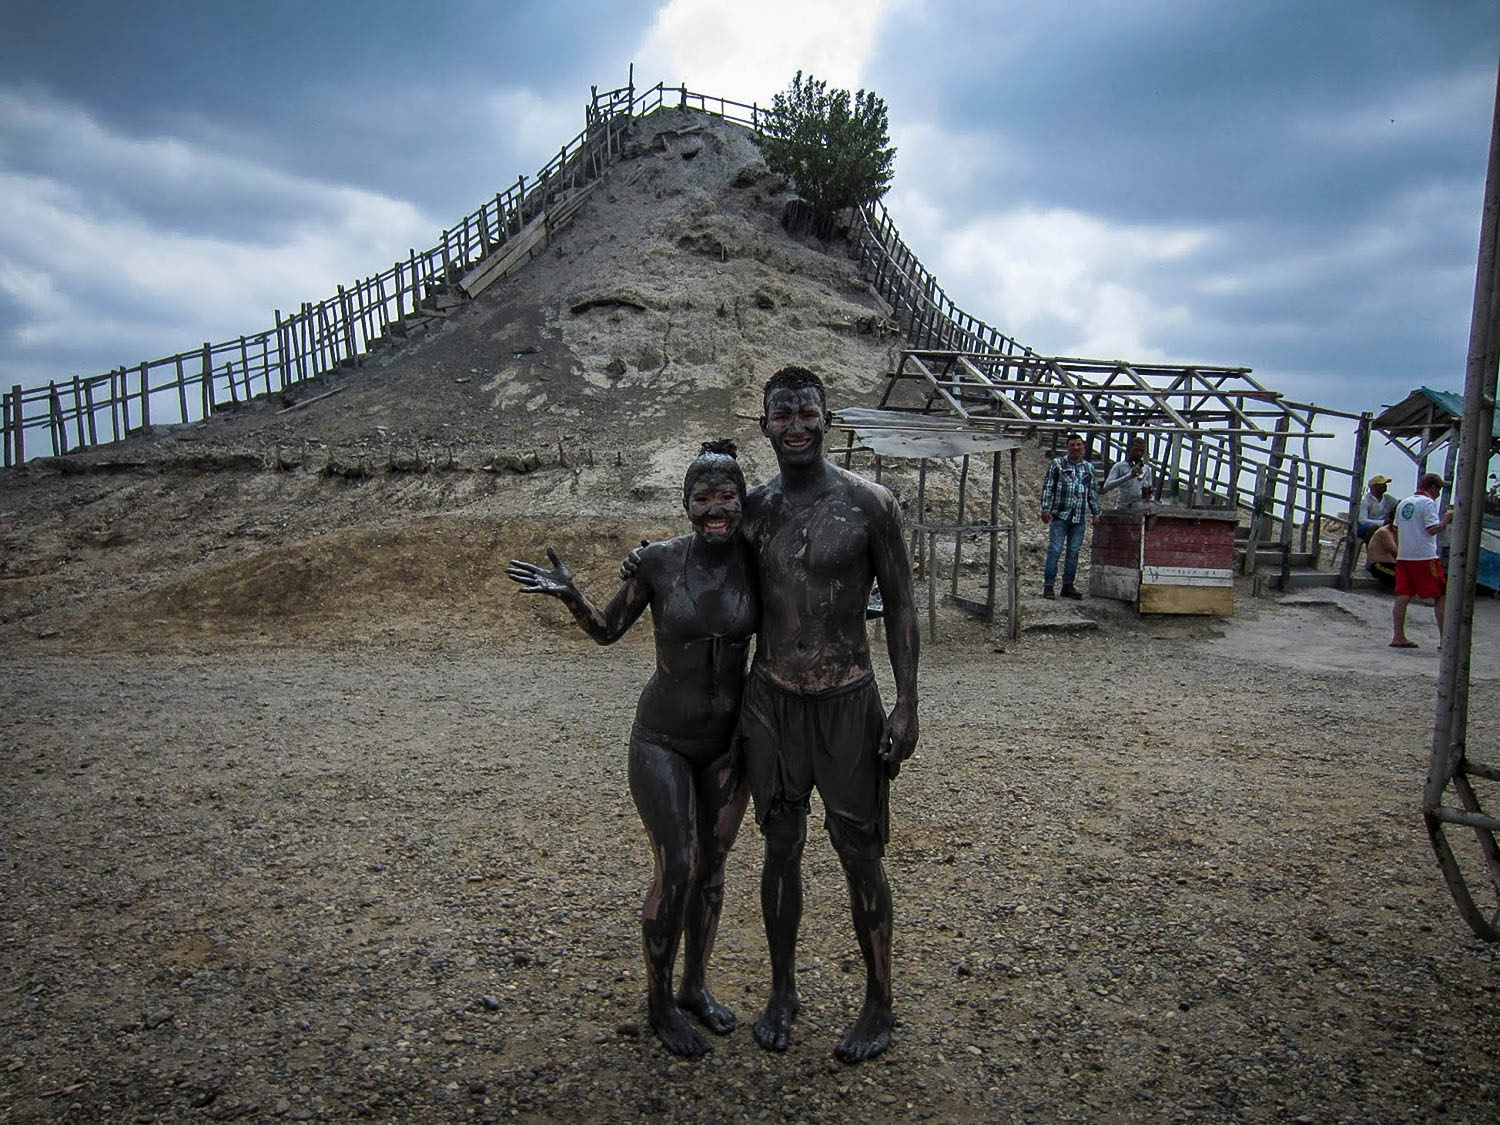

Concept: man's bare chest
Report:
left=752, top=502, right=871, bottom=583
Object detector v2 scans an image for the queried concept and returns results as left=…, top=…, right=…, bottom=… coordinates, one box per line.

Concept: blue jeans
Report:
left=1044, top=517, right=1087, bottom=587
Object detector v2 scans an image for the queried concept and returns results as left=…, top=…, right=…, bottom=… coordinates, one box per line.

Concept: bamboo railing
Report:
left=0, top=79, right=649, bottom=468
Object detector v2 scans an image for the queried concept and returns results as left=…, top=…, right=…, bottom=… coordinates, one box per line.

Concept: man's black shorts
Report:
left=737, top=666, right=888, bottom=858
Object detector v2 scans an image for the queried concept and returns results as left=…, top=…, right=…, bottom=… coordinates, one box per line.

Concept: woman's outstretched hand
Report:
left=506, top=547, right=575, bottom=597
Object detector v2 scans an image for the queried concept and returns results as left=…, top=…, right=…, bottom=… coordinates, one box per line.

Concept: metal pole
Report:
left=1428, top=56, right=1500, bottom=817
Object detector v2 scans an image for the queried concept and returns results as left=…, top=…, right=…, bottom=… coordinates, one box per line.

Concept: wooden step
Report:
left=1237, top=547, right=1316, bottom=568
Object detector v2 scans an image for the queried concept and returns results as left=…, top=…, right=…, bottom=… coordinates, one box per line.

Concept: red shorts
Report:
left=1395, top=558, right=1446, bottom=600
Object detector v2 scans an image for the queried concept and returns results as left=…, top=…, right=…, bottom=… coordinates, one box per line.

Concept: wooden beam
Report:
left=459, top=211, right=549, bottom=297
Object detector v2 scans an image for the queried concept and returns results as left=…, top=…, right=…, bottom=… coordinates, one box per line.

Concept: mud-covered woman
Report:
left=505, top=441, right=756, bottom=1057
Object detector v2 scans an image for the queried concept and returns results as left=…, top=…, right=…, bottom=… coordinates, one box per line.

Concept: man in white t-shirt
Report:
left=1390, top=473, right=1452, bottom=649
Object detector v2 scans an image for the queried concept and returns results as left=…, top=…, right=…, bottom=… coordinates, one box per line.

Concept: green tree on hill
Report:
left=757, top=71, right=896, bottom=235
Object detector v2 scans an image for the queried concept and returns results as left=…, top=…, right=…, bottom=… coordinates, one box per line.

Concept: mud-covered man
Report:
left=739, top=365, right=920, bottom=1062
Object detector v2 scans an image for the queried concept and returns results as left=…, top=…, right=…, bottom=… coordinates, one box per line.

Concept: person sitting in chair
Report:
left=1356, top=475, right=1396, bottom=542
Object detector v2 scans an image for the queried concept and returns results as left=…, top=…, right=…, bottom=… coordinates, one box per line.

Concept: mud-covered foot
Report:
left=834, top=1000, right=892, bottom=1063
left=677, top=984, right=736, bottom=1035
left=649, top=1001, right=711, bottom=1058
left=752, top=991, right=799, bottom=1051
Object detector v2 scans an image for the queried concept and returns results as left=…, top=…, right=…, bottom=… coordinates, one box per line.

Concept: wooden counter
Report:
left=1089, top=505, right=1239, bottom=615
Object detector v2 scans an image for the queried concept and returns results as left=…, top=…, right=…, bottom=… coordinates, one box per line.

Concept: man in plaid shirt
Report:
left=1040, top=433, right=1100, bottom=599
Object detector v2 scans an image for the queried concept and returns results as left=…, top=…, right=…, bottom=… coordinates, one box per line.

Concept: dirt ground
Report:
left=3, top=572, right=1500, bottom=1123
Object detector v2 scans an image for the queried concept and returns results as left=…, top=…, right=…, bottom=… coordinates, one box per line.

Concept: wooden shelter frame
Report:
left=868, top=348, right=1370, bottom=593
left=833, top=408, right=1022, bottom=643
left=1372, top=387, right=1500, bottom=514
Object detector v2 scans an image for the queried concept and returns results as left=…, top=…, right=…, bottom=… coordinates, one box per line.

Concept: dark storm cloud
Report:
left=863, top=1, right=1498, bottom=420
left=0, top=0, right=655, bottom=219
left=878, top=1, right=1495, bottom=222
left=1, top=0, right=1496, bottom=430
left=0, top=0, right=661, bottom=388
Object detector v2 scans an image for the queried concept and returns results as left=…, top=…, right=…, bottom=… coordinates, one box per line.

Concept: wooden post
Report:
left=358, top=279, right=373, bottom=356
left=301, top=303, right=315, bottom=380
left=374, top=273, right=390, bottom=336
left=983, top=451, right=999, bottom=619
left=1007, top=448, right=1020, bottom=641
left=1242, top=464, right=1270, bottom=576
left=291, top=310, right=305, bottom=386
left=313, top=309, right=329, bottom=382
left=1431, top=55, right=1500, bottom=814
left=10, top=384, right=23, bottom=465
left=49, top=382, right=66, bottom=455
left=1277, top=459, right=1299, bottom=590
left=1229, top=427, right=1243, bottom=513
left=112, top=368, right=125, bottom=442
left=82, top=376, right=98, bottom=447
left=1266, top=412, right=1290, bottom=529
left=2, top=389, right=10, bottom=468
left=1184, top=436, right=1202, bottom=508
left=71, top=375, right=87, bottom=449
left=927, top=530, right=937, bottom=642
left=1165, top=430, right=1184, bottom=502
left=1310, top=465, right=1326, bottom=565
left=139, top=362, right=151, bottom=428
left=175, top=354, right=188, bottom=423
left=239, top=335, right=251, bottom=398
left=201, top=342, right=213, bottom=417
left=1440, top=433, right=1461, bottom=514
left=225, top=363, right=238, bottom=406
left=953, top=454, right=969, bottom=596
left=1425, top=56, right=1500, bottom=943
left=274, top=309, right=289, bottom=389
left=409, top=249, right=420, bottom=312
left=339, top=285, right=356, bottom=364
left=912, top=458, right=928, bottom=578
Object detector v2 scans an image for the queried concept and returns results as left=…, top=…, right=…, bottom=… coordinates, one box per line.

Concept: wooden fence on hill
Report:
left=0, top=77, right=1374, bottom=577
left=0, top=79, right=651, bottom=468
left=0, top=78, right=797, bottom=470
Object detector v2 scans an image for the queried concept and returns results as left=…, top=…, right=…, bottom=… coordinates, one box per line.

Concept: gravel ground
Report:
left=3, top=590, right=1499, bottom=1123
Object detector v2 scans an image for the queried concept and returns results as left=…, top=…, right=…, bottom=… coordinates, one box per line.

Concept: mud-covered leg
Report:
left=754, top=806, right=807, bottom=1051
left=678, top=749, right=750, bottom=1034
left=628, top=736, right=709, bottom=1058
left=833, top=846, right=894, bottom=1063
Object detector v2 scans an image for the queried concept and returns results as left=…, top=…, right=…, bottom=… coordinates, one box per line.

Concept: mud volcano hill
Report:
left=1, top=107, right=1043, bottom=652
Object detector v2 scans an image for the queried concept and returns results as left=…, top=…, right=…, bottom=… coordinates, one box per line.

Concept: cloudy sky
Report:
left=2, top=0, right=1497, bottom=480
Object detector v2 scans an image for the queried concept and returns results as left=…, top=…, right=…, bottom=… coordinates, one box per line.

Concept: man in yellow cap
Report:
left=1356, top=475, right=1396, bottom=542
